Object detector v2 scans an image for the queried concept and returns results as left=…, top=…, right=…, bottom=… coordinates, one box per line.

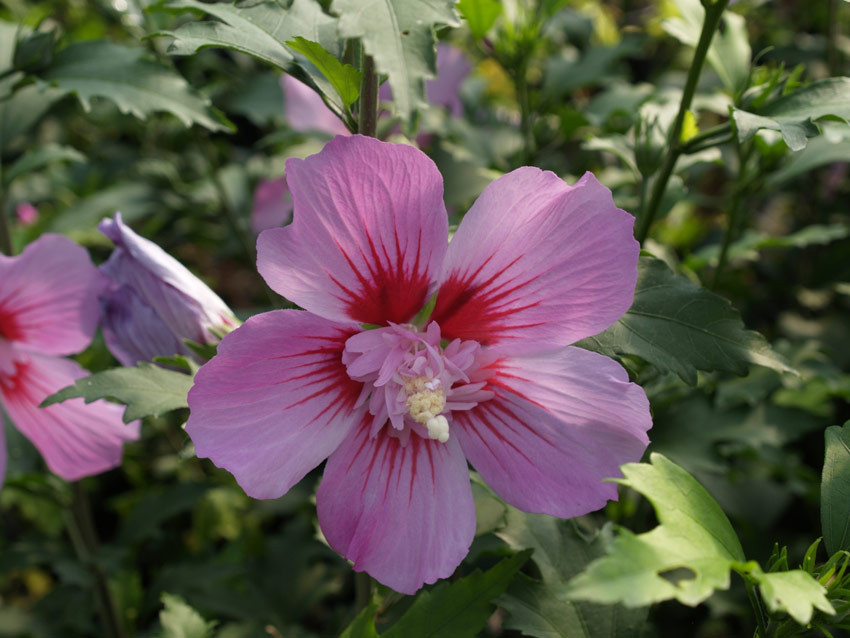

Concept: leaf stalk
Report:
left=635, top=0, right=731, bottom=243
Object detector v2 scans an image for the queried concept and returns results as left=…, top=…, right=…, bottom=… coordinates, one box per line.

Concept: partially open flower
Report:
left=98, top=214, right=238, bottom=366
left=187, top=135, right=651, bottom=594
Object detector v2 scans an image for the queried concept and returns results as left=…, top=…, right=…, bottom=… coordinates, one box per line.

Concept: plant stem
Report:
left=746, top=580, right=769, bottom=638
left=358, top=54, right=378, bottom=138
left=65, top=483, right=127, bottom=638
left=354, top=571, right=373, bottom=612
left=516, top=58, right=534, bottom=164
left=635, top=0, right=730, bottom=243
left=712, top=141, right=755, bottom=288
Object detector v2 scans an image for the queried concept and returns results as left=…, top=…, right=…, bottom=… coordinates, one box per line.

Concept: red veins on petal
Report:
left=0, top=306, right=22, bottom=342
left=431, top=256, right=543, bottom=345
left=332, top=228, right=430, bottom=325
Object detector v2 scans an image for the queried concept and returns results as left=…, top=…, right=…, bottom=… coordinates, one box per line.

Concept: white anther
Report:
left=424, top=378, right=441, bottom=391
left=425, top=415, right=450, bottom=443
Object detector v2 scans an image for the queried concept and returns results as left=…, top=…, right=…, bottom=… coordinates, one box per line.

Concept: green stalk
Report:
left=354, top=571, right=373, bottom=612
left=516, top=58, right=534, bottom=164
left=358, top=53, right=378, bottom=138
left=746, top=580, right=769, bottom=638
left=712, top=141, right=756, bottom=288
left=65, top=483, right=127, bottom=638
left=635, top=0, right=730, bottom=243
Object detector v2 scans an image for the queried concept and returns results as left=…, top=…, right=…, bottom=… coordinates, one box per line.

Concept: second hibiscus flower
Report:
left=186, top=135, right=652, bottom=594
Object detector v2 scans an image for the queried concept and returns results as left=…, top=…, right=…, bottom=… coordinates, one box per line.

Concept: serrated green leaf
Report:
left=497, top=510, right=647, bottom=638
left=286, top=36, right=361, bottom=107
left=733, top=78, right=850, bottom=150
left=756, top=569, right=834, bottom=625
left=577, top=258, right=793, bottom=385
left=768, top=131, right=850, bottom=186
left=822, top=422, right=850, bottom=555
left=40, top=362, right=193, bottom=423
left=339, top=601, right=379, bottom=638
left=566, top=453, right=744, bottom=607
left=383, top=551, right=530, bottom=638
left=332, top=0, right=459, bottom=125
left=3, top=143, right=85, bottom=185
left=37, top=40, right=231, bottom=131
left=158, top=592, right=217, bottom=638
left=155, top=0, right=345, bottom=111
left=458, top=0, right=502, bottom=39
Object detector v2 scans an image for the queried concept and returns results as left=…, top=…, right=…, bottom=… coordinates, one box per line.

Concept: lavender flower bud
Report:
left=98, top=213, right=238, bottom=365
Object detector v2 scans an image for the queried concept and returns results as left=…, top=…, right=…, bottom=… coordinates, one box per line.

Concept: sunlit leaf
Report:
left=158, top=593, right=217, bottom=638
left=566, top=453, right=745, bottom=607
left=457, top=0, right=502, bottom=39
left=286, top=36, right=361, bottom=107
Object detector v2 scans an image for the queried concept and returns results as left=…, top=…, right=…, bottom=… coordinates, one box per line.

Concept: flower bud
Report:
left=98, top=213, right=238, bottom=365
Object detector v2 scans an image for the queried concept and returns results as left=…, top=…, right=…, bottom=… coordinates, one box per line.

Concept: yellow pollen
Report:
left=403, top=376, right=450, bottom=442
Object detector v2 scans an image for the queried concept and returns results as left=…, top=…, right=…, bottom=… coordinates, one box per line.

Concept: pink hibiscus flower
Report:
left=187, top=135, right=651, bottom=594
left=0, top=235, right=139, bottom=485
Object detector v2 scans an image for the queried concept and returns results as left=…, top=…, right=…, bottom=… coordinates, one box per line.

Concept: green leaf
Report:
left=566, top=453, right=745, bottom=607
left=38, top=40, right=231, bottom=131
left=497, top=510, right=647, bottom=638
left=286, top=36, right=361, bottom=107
left=457, top=0, right=502, bottom=39
left=733, top=78, right=850, bottom=150
left=577, top=258, right=794, bottom=385
left=822, top=422, right=850, bottom=555
left=661, top=0, right=751, bottom=94
left=756, top=569, right=834, bottom=625
left=688, top=224, right=850, bottom=269
left=158, top=592, right=217, bottom=638
left=383, top=551, right=530, bottom=638
left=3, top=143, right=85, bottom=185
left=0, top=84, right=67, bottom=155
left=47, top=182, right=158, bottom=244
left=339, top=602, right=379, bottom=638
left=155, top=0, right=344, bottom=111
left=768, top=131, right=850, bottom=186
left=40, top=362, right=194, bottom=424
left=332, top=0, right=460, bottom=125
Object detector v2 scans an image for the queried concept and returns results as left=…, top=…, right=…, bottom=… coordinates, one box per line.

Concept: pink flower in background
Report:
left=187, top=135, right=651, bottom=594
left=250, top=177, right=293, bottom=235
left=0, top=235, right=139, bottom=484
left=281, top=74, right=352, bottom=137
left=15, top=203, right=38, bottom=226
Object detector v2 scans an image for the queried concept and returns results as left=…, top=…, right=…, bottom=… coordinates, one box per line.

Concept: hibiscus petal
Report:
left=186, top=310, right=364, bottom=499
left=317, top=425, right=475, bottom=594
left=0, top=350, right=139, bottom=482
left=257, top=135, right=448, bottom=325
left=452, top=347, right=651, bottom=518
left=0, top=234, right=103, bottom=355
left=432, top=170, right=639, bottom=354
